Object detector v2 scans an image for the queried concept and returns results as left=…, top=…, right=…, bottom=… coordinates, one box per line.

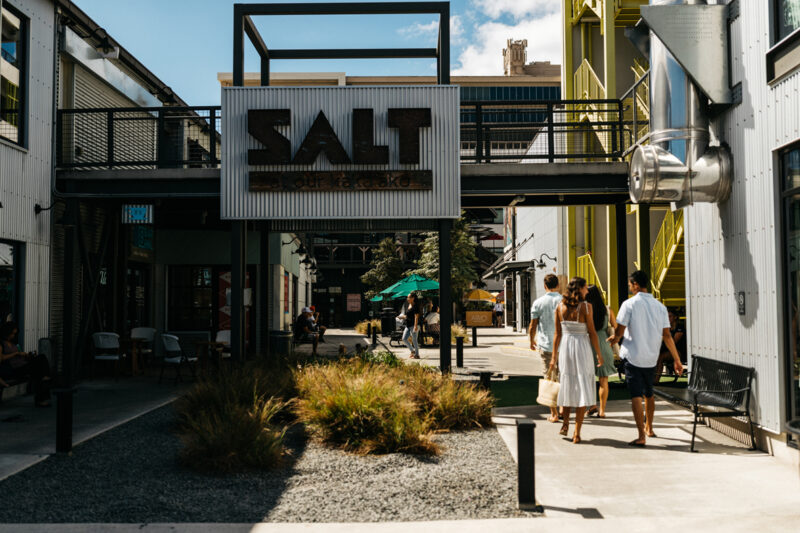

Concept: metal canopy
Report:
left=233, top=1, right=450, bottom=86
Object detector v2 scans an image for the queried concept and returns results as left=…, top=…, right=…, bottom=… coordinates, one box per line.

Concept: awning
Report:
left=481, top=259, right=532, bottom=280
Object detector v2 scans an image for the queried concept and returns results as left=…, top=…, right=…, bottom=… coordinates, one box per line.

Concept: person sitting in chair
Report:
left=0, top=322, right=52, bottom=407
left=294, top=307, right=319, bottom=356
left=309, top=305, right=327, bottom=343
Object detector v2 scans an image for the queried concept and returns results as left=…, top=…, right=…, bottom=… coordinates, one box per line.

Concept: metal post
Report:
left=233, top=6, right=245, bottom=87
left=371, top=325, right=377, bottom=348
left=231, top=221, right=246, bottom=361
left=259, top=223, right=270, bottom=357
left=439, top=219, right=453, bottom=373
left=456, top=336, right=464, bottom=368
left=438, top=2, right=450, bottom=85
left=615, top=203, right=629, bottom=309
left=208, top=108, right=217, bottom=167
left=366, top=323, right=372, bottom=338
left=546, top=103, right=555, bottom=162
left=56, top=201, right=78, bottom=453
left=472, top=326, right=478, bottom=347
left=516, top=418, right=543, bottom=512
left=637, top=204, right=651, bottom=279
left=475, top=104, right=483, bottom=163
left=106, top=110, right=114, bottom=169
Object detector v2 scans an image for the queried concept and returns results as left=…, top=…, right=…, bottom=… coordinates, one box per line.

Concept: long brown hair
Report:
left=562, top=277, right=587, bottom=308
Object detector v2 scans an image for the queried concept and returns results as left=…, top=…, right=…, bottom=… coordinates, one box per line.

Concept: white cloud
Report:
left=472, top=0, right=559, bottom=20
left=452, top=12, right=562, bottom=75
left=397, top=15, right=464, bottom=42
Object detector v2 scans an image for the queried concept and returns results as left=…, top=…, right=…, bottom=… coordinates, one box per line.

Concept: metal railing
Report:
left=577, top=253, right=606, bottom=303
left=574, top=59, right=606, bottom=102
left=57, top=100, right=628, bottom=171
left=460, top=99, right=627, bottom=163
left=651, top=208, right=684, bottom=293
left=620, top=69, right=650, bottom=155
left=57, top=106, right=221, bottom=170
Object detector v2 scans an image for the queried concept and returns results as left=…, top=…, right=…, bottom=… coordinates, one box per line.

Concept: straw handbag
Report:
left=537, top=366, right=560, bottom=407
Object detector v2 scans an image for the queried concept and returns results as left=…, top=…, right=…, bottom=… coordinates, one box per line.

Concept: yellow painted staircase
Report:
left=651, top=209, right=685, bottom=308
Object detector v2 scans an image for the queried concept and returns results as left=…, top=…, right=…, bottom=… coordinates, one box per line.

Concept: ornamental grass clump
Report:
left=354, top=319, right=381, bottom=335
left=293, top=360, right=438, bottom=455
left=396, top=364, right=494, bottom=430
left=174, top=360, right=294, bottom=473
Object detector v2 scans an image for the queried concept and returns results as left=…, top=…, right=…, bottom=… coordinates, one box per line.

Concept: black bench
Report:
left=452, top=368, right=503, bottom=389
left=654, top=355, right=756, bottom=452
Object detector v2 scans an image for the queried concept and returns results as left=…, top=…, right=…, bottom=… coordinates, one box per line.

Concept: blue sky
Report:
left=74, top=0, right=562, bottom=105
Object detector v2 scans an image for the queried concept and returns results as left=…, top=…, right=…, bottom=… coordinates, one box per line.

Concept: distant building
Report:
left=503, top=39, right=560, bottom=78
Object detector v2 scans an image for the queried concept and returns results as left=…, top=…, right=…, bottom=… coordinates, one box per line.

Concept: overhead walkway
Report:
left=55, top=99, right=632, bottom=206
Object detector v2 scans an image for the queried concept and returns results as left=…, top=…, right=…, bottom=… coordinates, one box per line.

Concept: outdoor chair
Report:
left=215, top=329, right=232, bottom=360
left=91, top=332, right=126, bottom=381
left=130, top=327, right=156, bottom=368
left=159, top=334, right=198, bottom=384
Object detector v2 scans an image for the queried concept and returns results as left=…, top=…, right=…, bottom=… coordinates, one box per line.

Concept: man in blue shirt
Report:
left=529, top=274, right=563, bottom=422
left=608, top=270, right=683, bottom=446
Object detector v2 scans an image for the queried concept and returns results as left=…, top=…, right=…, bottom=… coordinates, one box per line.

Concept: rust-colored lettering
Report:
left=387, top=108, right=432, bottom=164
left=292, top=111, right=351, bottom=165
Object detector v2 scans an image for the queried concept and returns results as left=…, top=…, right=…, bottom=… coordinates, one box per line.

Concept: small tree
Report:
left=406, top=215, right=478, bottom=302
left=361, top=237, right=405, bottom=299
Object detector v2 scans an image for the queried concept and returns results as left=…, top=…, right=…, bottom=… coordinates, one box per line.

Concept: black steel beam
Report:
left=438, top=2, right=449, bottom=84
left=269, top=48, right=438, bottom=59
left=439, top=218, right=452, bottom=373
left=236, top=2, right=450, bottom=15
left=233, top=5, right=245, bottom=87
left=460, top=195, right=631, bottom=208
left=615, top=203, right=629, bottom=309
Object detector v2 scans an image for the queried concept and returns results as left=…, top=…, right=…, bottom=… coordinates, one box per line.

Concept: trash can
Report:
left=269, top=330, right=293, bottom=357
left=380, top=307, right=396, bottom=337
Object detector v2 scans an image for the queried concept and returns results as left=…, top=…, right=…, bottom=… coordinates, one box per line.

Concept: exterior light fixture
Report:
left=532, top=253, right=557, bottom=269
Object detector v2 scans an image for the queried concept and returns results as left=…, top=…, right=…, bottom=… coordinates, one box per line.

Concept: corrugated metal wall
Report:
left=685, top=3, right=800, bottom=433
left=221, top=86, right=460, bottom=220
left=0, top=0, right=54, bottom=351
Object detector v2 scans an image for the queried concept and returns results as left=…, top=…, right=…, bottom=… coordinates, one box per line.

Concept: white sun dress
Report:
left=556, top=302, right=597, bottom=408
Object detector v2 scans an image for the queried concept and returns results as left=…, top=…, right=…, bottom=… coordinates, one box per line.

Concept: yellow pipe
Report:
left=568, top=206, right=577, bottom=277
left=606, top=205, right=618, bottom=312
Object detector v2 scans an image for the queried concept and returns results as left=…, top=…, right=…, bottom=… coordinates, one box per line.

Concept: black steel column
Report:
left=233, top=5, right=245, bottom=87
left=259, top=222, right=270, bottom=358
left=231, top=221, right=247, bottom=361
left=638, top=203, right=651, bottom=280
left=437, top=3, right=450, bottom=85
left=56, top=200, right=78, bottom=453
left=439, top=219, right=452, bottom=372
left=516, top=418, right=543, bottom=512
left=615, top=203, right=629, bottom=309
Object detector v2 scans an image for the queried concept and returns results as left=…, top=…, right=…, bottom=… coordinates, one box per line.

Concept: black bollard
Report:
left=55, top=388, right=76, bottom=453
left=472, top=327, right=478, bottom=347
left=456, top=336, right=464, bottom=367
left=371, top=324, right=377, bottom=347
left=516, top=418, right=543, bottom=512
left=366, top=323, right=372, bottom=338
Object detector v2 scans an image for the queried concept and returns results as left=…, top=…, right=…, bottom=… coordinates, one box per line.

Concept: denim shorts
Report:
left=624, top=360, right=656, bottom=398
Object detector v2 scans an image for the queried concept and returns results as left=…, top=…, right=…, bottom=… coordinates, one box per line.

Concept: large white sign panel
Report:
left=221, top=86, right=460, bottom=220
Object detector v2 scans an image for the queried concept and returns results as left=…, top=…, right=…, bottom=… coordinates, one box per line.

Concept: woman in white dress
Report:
left=549, top=277, right=603, bottom=443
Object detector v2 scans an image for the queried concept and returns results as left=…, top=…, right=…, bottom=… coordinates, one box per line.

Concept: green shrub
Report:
left=176, top=394, right=287, bottom=473
left=294, top=361, right=438, bottom=455
left=354, top=319, right=381, bottom=335
left=357, top=350, right=402, bottom=367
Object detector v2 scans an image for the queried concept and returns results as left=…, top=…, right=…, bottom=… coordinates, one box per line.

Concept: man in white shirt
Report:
left=529, top=274, right=563, bottom=422
left=608, top=270, right=684, bottom=447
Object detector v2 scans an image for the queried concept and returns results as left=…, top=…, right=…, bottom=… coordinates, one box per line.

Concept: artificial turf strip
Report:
left=490, top=374, right=689, bottom=408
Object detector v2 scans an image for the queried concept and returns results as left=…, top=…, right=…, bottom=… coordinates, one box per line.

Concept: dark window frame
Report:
left=779, top=140, right=800, bottom=448
left=0, top=2, right=28, bottom=147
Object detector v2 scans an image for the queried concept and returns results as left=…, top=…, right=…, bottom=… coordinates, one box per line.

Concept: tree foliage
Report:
left=361, top=237, right=405, bottom=299
left=406, top=215, right=478, bottom=298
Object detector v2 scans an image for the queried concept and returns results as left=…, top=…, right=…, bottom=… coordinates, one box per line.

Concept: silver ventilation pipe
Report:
left=629, top=0, right=731, bottom=205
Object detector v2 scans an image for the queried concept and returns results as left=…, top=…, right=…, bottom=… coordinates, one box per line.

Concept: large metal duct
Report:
left=629, top=0, right=732, bottom=205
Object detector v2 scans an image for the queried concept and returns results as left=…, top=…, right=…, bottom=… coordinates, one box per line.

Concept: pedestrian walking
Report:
left=399, top=293, right=421, bottom=359
left=584, top=285, right=617, bottom=418
left=529, top=273, right=563, bottom=423
left=493, top=299, right=504, bottom=327
left=551, top=277, right=602, bottom=444
left=607, top=270, right=684, bottom=447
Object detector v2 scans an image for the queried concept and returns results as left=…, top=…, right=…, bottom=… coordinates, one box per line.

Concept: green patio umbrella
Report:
left=389, top=275, right=439, bottom=298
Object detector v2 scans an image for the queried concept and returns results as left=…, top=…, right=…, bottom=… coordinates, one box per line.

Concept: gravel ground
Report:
left=0, top=405, right=533, bottom=523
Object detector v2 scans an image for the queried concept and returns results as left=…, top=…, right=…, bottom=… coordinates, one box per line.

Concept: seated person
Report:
left=654, top=309, right=686, bottom=383
left=0, top=321, right=52, bottom=407
left=425, top=306, right=441, bottom=325
left=293, top=307, right=319, bottom=356
left=309, top=305, right=327, bottom=343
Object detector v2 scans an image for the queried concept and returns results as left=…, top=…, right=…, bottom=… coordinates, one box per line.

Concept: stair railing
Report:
left=577, top=253, right=607, bottom=303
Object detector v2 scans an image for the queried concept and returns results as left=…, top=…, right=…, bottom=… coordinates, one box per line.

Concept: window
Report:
left=168, top=266, right=213, bottom=331
left=781, top=144, right=800, bottom=435
left=0, top=4, right=26, bottom=145
left=777, top=0, right=800, bottom=42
